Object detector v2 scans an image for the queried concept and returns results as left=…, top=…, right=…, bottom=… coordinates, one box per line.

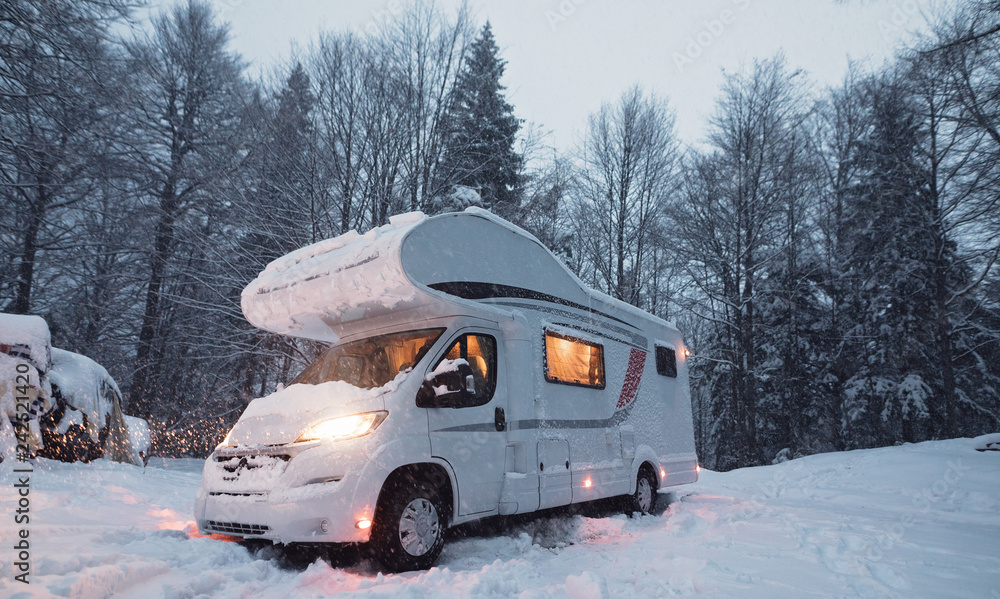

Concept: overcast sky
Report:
left=211, top=0, right=949, bottom=148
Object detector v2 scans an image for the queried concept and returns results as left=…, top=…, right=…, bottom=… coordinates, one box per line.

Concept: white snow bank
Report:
left=0, top=312, right=51, bottom=372
left=49, top=347, right=118, bottom=442
left=241, top=212, right=429, bottom=343
left=973, top=432, right=1000, bottom=452
left=124, top=415, right=151, bottom=454
left=2, top=438, right=998, bottom=597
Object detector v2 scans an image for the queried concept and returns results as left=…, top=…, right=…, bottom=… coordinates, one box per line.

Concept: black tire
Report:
left=624, top=468, right=657, bottom=516
left=371, top=478, right=446, bottom=572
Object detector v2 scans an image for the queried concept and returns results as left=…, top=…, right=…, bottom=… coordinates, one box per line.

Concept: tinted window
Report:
left=655, top=346, right=677, bottom=378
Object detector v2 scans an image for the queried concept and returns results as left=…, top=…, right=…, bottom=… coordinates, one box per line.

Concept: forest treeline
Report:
left=2, top=0, right=998, bottom=467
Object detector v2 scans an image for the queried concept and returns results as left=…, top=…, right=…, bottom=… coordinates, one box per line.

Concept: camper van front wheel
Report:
left=372, top=479, right=446, bottom=571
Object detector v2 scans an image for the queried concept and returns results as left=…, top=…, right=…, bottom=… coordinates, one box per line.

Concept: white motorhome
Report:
left=195, top=209, right=698, bottom=571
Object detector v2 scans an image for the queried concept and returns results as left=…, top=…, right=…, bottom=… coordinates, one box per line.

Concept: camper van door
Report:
left=425, top=325, right=507, bottom=516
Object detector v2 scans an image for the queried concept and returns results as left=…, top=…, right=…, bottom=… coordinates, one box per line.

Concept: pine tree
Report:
left=260, top=61, right=318, bottom=255
left=840, top=74, right=937, bottom=447
left=436, top=22, right=522, bottom=218
left=228, top=62, right=320, bottom=408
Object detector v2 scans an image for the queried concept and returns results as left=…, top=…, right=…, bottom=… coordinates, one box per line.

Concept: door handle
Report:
left=494, top=407, right=506, bottom=432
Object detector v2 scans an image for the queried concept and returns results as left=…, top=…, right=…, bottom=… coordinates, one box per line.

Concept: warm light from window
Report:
left=356, top=518, right=372, bottom=530
left=545, top=331, right=605, bottom=388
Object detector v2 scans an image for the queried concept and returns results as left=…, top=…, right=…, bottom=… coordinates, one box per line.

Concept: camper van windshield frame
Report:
left=291, top=328, right=445, bottom=390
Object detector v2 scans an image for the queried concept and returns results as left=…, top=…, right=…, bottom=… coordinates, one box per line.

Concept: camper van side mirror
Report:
left=416, top=362, right=476, bottom=408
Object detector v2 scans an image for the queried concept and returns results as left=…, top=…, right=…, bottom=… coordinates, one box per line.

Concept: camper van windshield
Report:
left=291, top=328, right=444, bottom=390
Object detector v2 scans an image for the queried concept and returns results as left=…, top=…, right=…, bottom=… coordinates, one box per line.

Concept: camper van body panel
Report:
left=492, top=301, right=657, bottom=506
left=422, top=317, right=508, bottom=517
left=204, top=209, right=698, bottom=547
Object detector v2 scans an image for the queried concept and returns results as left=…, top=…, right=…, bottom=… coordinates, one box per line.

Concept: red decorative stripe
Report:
left=616, top=348, right=646, bottom=409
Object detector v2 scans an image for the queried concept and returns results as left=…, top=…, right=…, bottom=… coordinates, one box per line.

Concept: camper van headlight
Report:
left=296, top=411, right=388, bottom=443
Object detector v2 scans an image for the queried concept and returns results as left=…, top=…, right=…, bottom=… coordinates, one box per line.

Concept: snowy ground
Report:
left=2, top=437, right=998, bottom=599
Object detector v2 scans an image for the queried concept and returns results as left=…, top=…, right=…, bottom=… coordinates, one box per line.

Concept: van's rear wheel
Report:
left=371, top=479, right=445, bottom=572
left=625, top=468, right=657, bottom=515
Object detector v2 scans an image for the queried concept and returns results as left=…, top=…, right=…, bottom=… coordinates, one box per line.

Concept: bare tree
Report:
left=908, top=10, right=1000, bottom=436
left=377, top=1, right=473, bottom=213
left=0, top=0, right=131, bottom=314
left=672, top=56, right=813, bottom=469
left=574, top=86, right=680, bottom=310
left=122, top=0, right=248, bottom=422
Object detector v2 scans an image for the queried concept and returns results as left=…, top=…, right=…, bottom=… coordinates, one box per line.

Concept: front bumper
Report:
left=195, top=482, right=371, bottom=543
left=194, top=441, right=385, bottom=544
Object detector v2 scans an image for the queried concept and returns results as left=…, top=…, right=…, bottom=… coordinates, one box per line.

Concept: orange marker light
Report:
left=583, top=478, right=593, bottom=489
left=660, top=467, right=666, bottom=479
left=356, top=519, right=372, bottom=530
left=696, top=464, right=701, bottom=474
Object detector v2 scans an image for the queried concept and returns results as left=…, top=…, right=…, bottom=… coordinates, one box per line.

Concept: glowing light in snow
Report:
left=583, top=478, right=592, bottom=489
left=356, top=519, right=372, bottom=530
left=660, top=467, right=666, bottom=479
left=148, top=508, right=239, bottom=541
left=148, top=508, right=189, bottom=531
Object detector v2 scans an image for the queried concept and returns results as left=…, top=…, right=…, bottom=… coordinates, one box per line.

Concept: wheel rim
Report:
left=636, top=476, right=652, bottom=512
left=398, top=497, right=440, bottom=557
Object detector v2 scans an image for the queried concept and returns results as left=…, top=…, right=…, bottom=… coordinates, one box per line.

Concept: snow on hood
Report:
left=241, top=212, right=432, bottom=343
left=226, top=375, right=403, bottom=446
left=0, top=312, right=51, bottom=373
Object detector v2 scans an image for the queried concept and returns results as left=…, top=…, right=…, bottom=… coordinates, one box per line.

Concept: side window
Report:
left=655, top=345, right=677, bottom=378
left=544, top=330, right=605, bottom=389
left=432, top=333, right=498, bottom=406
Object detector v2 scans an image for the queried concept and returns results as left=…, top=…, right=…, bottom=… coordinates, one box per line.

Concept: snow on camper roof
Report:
left=0, top=313, right=51, bottom=372
left=242, top=212, right=435, bottom=342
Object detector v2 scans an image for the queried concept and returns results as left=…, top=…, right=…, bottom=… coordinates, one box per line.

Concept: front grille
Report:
left=205, top=520, right=270, bottom=536
left=212, top=452, right=291, bottom=485
left=208, top=492, right=265, bottom=497
left=215, top=453, right=291, bottom=463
